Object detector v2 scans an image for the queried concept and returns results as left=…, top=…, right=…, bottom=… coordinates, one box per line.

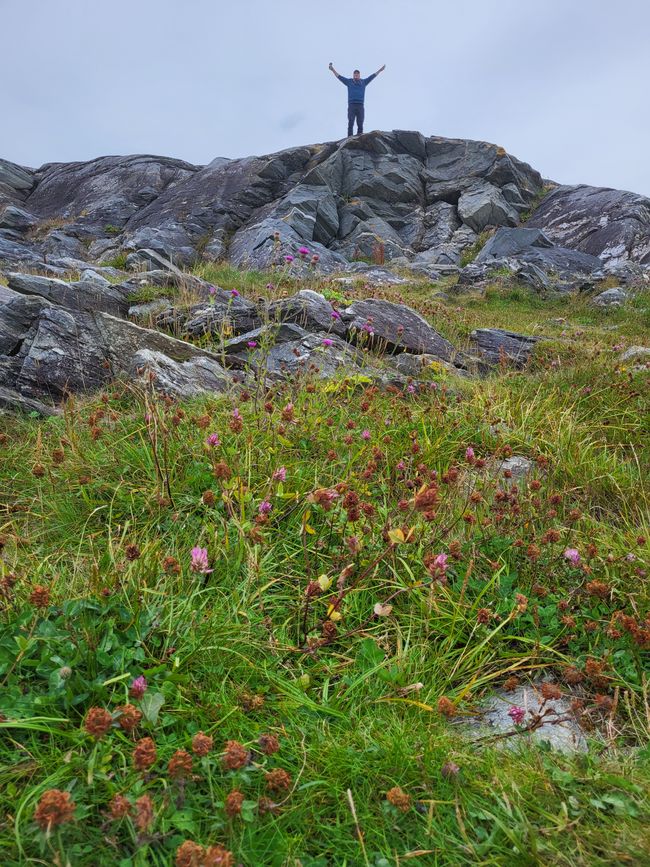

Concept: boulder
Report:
left=528, top=184, right=650, bottom=266
left=619, top=346, right=650, bottom=363
left=458, top=182, right=519, bottom=232
left=0, top=205, right=38, bottom=231
left=341, top=298, right=457, bottom=361
left=0, top=293, right=238, bottom=403
left=129, top=349, right=232, bottom=398
left=7, top=272, right=130, bottom=317
left=266, top=290, right=347, bottom=337
left=470, top=328, right=541, bottom=367
left=591, top=287, right=628, bottom=307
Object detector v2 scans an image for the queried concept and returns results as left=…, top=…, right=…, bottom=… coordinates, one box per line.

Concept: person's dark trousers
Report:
left=347, top=102, right=364, bottom=136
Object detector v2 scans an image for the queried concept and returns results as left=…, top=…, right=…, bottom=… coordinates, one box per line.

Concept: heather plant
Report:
left=0, top=276, right=648, bottom=865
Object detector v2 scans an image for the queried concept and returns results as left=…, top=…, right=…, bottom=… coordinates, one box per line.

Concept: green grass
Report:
left=0, top=276, right=648, bottom=865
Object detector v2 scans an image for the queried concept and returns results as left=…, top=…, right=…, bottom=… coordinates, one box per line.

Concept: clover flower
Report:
left=191, top=546, right=213, bottom=574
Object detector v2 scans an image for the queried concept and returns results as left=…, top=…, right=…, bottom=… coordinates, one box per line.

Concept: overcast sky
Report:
left=3, top=0, right=649, bottom=195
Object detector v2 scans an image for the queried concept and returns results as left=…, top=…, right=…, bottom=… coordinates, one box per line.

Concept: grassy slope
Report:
left=0, top=268, right=649, bottom=866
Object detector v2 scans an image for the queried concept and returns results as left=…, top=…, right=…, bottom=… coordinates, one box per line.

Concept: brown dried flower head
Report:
left=386, top=786, right=412, bottom=812
left=84, top=707, right=113, bottom=739
left=204, top=845, right=234, bottom=866
left=222, top=740, right=249, bottom=770
left=109, top=794, right=132, bottom=820
left=225, top=789, right=245, bottom=818
left=29, top=585, right=51, bottom=609
left=34, top=789, right=76, bottom=831
left=191, top=731, right=214, bottom=757
left=175, top=840, right=205, bottom=867
left=540, top=682, right=562, bottom=701
left=168, top=749, right=193, bottom=780
left=116, top=703, right=142, bottom=732
left=133, top=736, right=157, bottom=771
left=258, top=734, right=280, bottom=755
left=265, top=768, right=292, bottom=793
left=437, top=696, right=456, bottom=718
left=135, top=794, right=154, bottom=831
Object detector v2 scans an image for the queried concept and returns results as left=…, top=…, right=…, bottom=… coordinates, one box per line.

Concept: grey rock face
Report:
left=474, top=226, right=605, bottom=280
left=266, top=290, right=347, bottom=337
left=591, top=287, right=628, bottom=307
left=619, top=345, right=650, bottom=363
left=528, top=184, right=650, bottom=266
left=341, top=298, right=456, bottom=361
left=0, top=294, right=238, bottom=402
left=458, top=182, right=519, bottom=232
left=130, top=349, right=232, bottom=398
left=470, top=328, right=541, bottom=367
left=7, top=272, right=130, bottom=317
left=0, top=205, right=38, bottom=231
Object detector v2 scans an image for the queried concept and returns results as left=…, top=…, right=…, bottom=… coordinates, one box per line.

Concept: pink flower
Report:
left=427, top=553, right=449, bottom=581
left=311, top=254, right=320, bottom=263
left=322, top=338, right=333, bottom=347
left=272, top=467, right=287, bottom=482
left=258, top=500, right=272, bottom=515
left=331, top=310, right=341, bottom=320
left=206, top=433, right=220, bottom=447
left=361, top=429, right=371, bottom=440
left=298, top=246, right=310, bottom=257
left=285, top=254, right=294, bottom=263
left=231, top=288, right=240, bottom=297
left=129, top=676, right=148, bottom=699
left=247, top=341, right=258, bottom=349
left=266, top=283, right=275, bottom=290
left=508, top=706, right=526, bottom=725
left=232, top=408, right=242, bottom=420
left=191, top=546, right=213, bottom=574
left=465, top=447, right=475, bottom=462
left=208, top=285, right=217, bottom=296
left=433, top=553, right=448, bottom=571
left=563, top=548, right=581, bottom=566
left=407, top=384, right=416, bottom=393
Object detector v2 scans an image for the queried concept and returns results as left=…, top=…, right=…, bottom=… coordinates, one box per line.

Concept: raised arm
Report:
left=364, top=65, right=386, bottom=85
left=328, top=62, right=343, bottom=80
left=374, top=64, right=386, bottom=77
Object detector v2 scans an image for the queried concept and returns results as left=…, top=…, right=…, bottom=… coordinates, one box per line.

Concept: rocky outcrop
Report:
left=469, top=328, right=541, bottom=368
left=2, top=133, right=648, bottom=283
left=527, top=185, right=650, bottom=267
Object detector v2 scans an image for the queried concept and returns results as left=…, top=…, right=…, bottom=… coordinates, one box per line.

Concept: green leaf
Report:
left=140, top=691, right=165, bottom=724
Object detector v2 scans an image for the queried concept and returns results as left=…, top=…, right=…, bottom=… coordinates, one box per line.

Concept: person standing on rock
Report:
left=329, top=63, right=385, bottom=137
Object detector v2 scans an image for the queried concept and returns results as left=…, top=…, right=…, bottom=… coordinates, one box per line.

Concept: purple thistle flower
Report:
left=258, top=500, right=273, bottom=515
left=298, top=246, right=310, bottom=257
left=465, top=446, right=475, bottom=461
left=322, top=338, right=333, bottom=347
left=206, top=433, right=220, bottom=447
left=361, top=429, right=371, bottom=440
left=231, top=288, right=240, bottom=297
left=331, top=310, right=341, bottom=320
left=284, top=254, right=294, bottom=263
left=407, top=384, right=416, bottom=393
left=272, top=466, right=287, bottom=482
left=508, top=705, right=526, bottom=725
left=191, top=546, right=213, bottom=574
left=129, top=675, right=148, bottom=699
left=207, top=284, right=217, bottom=296
left=564, top=548, right=581, bottom=566
left=247, top=341, right=258, bottom=349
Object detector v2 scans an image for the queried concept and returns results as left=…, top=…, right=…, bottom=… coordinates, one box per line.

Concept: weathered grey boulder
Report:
left=341, top=298, right=456, bottom=360
left=619, top=346, right=650, bottom=363
left=0, top=205, right=38, bottom=231
left=528, top=184, right=650, bottom=266
left=0, top=385, right=61, bottom=416
left=223, top=323, right=308, bottom=356
left=182, top=296, right=261, bottom=337
left=129, top=349, right=233, bottom=398
left=126, top=248, right=186, bottom=273
left=7, top=272, right=129, bottom=317
left=266, top=290, right=347, bottom=337
left=0, top=159, right=35, bottom=205
left=591, top=287, right=628, bottom=307
left=470, top=328, right=541, bottom=367
left=0, top=293, right=238, bottom=402
left=458, top=182, right=519, bottom=233
left=476, top=227, right=553, bottom=259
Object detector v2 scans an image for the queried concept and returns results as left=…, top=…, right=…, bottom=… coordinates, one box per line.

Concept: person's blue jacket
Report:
left=337, top=73, right=376, bottom=104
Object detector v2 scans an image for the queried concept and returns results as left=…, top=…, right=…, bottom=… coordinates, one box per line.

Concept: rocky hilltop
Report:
left=1, top=131, right=649, bottom=413
left=2, top=130, right=649, bottom=275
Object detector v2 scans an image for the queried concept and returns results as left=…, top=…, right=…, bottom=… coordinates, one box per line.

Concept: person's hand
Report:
left=329, top=62, right=333, bottom=70
left=379, top=64, right=386, bottom=72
